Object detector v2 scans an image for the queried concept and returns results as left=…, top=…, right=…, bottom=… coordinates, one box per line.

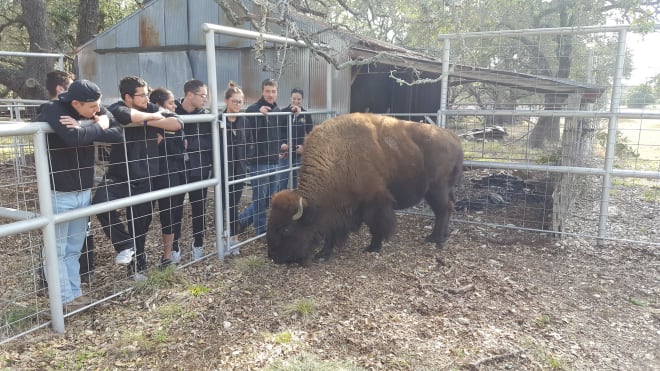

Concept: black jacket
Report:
left=223, top=111, right=248, bottom=179
left=38, top=100, right=123, bottom=192
left=158, top=125, right=186, bottom=175
left=280, top=105, right=313, bottom=150
left=244, top=97, right=284, bottom=165
left=106, top=101, right=181, bottom=183
left=177, top=99, right=212, bottom=152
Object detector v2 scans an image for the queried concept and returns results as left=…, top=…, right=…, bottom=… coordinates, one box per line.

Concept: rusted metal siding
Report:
left=139, top=6, right=164, bottom=48
left=163, top=0, right=189, bottom=45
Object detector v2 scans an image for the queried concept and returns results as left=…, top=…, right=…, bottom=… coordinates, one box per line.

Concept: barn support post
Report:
left=327, top=62, right=333, bottom=112
left=33, top=130, right=66, bottom=333
left=597, top=28, right=627, bottom=245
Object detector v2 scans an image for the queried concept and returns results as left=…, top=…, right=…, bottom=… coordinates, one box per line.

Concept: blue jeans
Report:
left=239, top=164, right=279, bottom=235
left=48, top=190, right=90, bottom=303
left=276, top=156, right=302, bottom=190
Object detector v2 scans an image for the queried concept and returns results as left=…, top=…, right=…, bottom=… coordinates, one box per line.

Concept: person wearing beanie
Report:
left=36, top=79, right=123, bottom=310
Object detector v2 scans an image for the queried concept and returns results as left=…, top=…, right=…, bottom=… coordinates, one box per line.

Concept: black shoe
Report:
left=80, top=271, right=94, bottom=284
left=159, top=258, right=173, bottom=269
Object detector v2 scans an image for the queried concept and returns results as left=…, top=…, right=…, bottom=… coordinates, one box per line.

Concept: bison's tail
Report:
left=449, top=163, right=464, bottom=202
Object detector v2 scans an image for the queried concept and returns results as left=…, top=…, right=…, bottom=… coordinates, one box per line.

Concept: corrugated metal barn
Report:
left=74, top=0, right=604, bottom=115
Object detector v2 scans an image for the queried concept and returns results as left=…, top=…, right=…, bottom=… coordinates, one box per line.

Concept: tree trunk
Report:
left=529, top=93, right=564, bottom=148
left=77, top=0, right=101, bottom=46
left=15, top=0, right=55, bottom=99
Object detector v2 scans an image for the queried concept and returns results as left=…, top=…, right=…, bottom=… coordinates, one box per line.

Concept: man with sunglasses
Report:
left=93, top=76, right=183, bottom=280
left=176, top=79, right=212, bottom=260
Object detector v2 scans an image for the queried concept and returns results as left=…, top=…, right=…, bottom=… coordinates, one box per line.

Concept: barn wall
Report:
left=76, top=0, right=350, bottom=113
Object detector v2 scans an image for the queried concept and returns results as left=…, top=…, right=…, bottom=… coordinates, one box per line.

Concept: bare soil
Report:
left=1, top=212, right=658, bottom=370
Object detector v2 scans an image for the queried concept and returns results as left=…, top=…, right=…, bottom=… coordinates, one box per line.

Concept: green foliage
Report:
left=188, top=284, right=211, bottom=296
left=595, top=130, right=640, bottom=159
left=625, top=84, right=657, bottom=107
left=272, top=331, right=293, bottom=344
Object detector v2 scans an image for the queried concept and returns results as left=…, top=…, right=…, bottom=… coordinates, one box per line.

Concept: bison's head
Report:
left=267, top=190, right=315, bottom=265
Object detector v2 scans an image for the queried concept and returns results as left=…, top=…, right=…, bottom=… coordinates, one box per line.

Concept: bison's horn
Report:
left=292, top=196, right=304, bottom=221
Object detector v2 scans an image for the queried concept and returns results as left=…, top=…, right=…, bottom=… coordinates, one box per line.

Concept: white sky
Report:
left=622, top=31, right=660, bottom=85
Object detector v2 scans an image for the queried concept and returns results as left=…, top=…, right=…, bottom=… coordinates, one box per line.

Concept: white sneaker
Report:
left=228, top=238, right=240, bottom=256
left=115, top=248, right=135, bottom=265
left=132, top=272, right=148, bottom=282
left=171, top=249, right=181, bottom=264
left=192, top=243, right=203, bottom=261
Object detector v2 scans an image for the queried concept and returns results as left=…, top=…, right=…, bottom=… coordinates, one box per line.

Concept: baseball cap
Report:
left=59, top=79, right=102, bottom=102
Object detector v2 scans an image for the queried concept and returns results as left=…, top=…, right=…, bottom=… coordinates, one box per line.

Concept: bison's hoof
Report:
left=426, top=235, right=447, bottom=246
left=366, top=245, right=381, bottom=253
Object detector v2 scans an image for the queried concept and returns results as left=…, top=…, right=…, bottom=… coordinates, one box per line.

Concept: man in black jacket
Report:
left=38, top=79, right=122, bottom=307
left=278, top=87, right=314, bottom=190
left=177, top=79, right=211, bottom=260
left=237, top=78, right=287, bottom=236
left=93, top=76, right=183, bottom=280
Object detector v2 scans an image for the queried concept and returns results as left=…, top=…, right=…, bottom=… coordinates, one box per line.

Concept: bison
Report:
left=267, top=113, right=463, bottom=264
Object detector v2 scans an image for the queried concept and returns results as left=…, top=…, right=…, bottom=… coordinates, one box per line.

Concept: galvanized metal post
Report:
left=438, top=38, right=450, bottom=128
left=203, top=25, right=226, bottom=259
left=598, top=28, right=627, bottom=244
left=34, top=130, right=65, bottom=332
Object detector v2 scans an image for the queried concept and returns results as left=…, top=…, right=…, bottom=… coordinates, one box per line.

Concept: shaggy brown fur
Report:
left=267, top=113, right=463, bottom=264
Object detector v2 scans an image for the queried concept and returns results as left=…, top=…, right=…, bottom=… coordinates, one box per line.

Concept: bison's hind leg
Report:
left=362, top=201, right=396, bottom=252
left=424, top=183, right=452, bottom=247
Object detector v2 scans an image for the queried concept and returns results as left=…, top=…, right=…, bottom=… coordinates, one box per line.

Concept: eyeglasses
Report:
left=195, top=93, right=208, bottom=99
left=230, top=99, right=243, bottom=105
left=133, top=93, right=148, bottom=98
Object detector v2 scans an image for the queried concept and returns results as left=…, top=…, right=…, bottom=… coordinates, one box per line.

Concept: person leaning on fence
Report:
left=92, top=76, right=183, bottom=280
left=236, top=78, right=287, bottom=236
left=37, top=70, right=95, bottom=293
left=221, top=81, right=249, bottom=248
left=176, top=79, right=212, bottom=260
left=37, top=79, right=123, bottom=310
left=277, top=87, right=313, bottom=190
left=36, top=70, right=75, bottom=117
left=149, top=87, right=186, bottom=267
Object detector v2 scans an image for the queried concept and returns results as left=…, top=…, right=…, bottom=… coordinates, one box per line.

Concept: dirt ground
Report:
left=1, top=210, right=658, bottom=370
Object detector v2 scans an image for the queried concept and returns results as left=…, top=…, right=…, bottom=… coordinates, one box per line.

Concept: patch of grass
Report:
left=284, top=299, right=315, bottom=317
left=234, top=255, right=268, bottom=273
left=545, top=354, right=566, bottom=370
left=534, top=314, right=552, bottom=328
left=629, top=297, right=648, bottom=307
left=451, top=348, right=467, bottom=358
left=188, top=284, right=210, bottom=296
left=536, top=151, right=561, bottom=165
left=643, top=188, right=657, bottom=203
left=133, top=265, right=183, bottom=295
left=157, top=303, right=198, bottom=323
left=74, top=348, right=106, bottom=367
left=151, top=328, right=168, bottom=343
left=266, top=351, right=365, bottom=371
left=1, top=305, right=40, bottom=333
left=272, top=331, right=293, bottom=344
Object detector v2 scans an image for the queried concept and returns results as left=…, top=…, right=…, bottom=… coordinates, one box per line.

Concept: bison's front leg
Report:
left=362, top=201, right=396, bottom=252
